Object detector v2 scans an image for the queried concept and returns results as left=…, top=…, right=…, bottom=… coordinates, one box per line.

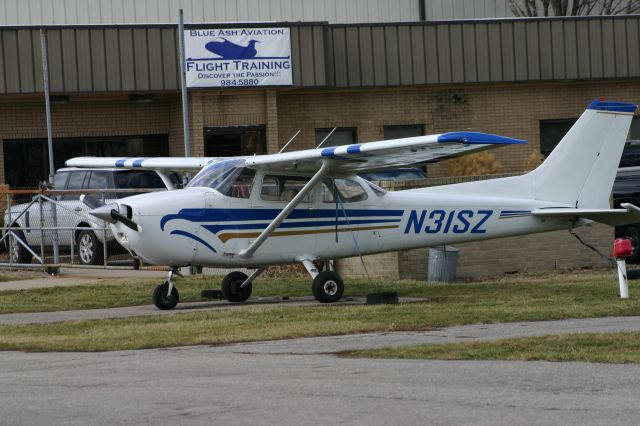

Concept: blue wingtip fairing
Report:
left=437, top=131, right=527, bottom=145
left=587, top=99, right=638, bottom=113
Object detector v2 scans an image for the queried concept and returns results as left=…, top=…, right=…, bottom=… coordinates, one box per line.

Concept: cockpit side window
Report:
left=226, top=168, right=256, bottom=199
left=188, top=160, right=255, bottom=198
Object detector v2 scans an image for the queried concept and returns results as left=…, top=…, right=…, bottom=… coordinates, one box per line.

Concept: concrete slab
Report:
left=0, top=267, right=167, bottom=291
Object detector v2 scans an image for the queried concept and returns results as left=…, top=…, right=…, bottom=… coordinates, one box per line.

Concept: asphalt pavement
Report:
left=2, top=316, right=640, bottom=425
left=2, top=269, right=640, bottom=425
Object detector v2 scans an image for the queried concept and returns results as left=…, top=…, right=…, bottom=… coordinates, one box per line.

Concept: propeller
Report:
left=80, top=195, right=141, bottom=232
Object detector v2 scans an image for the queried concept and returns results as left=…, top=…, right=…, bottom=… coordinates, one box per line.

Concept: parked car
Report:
left=358, top=168, right=427, bottom=183
left=614, top=141, right=640, bottom=263
left=4, top=167, right=178, bottom=265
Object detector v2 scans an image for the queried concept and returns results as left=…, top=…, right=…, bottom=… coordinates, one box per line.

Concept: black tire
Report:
left=152, top=282, right=179, bottom=310
left=620, top=225, right=640, bottom=264
left=312, top=271, right=344, bottom=303
left=8, top=228, right=32, bottom=264
left=77, top=229, right=105, bottom=265
left=221, top=271, right=252, bottom=302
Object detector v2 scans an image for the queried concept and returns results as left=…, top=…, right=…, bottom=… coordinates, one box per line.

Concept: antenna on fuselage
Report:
left=278, top=129, right=302, bottom=153
left=315, top=127, right=337, bottom=149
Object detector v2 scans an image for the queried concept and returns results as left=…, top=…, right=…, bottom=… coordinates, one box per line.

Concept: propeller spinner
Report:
left=81, top=195, right=141, bottom=232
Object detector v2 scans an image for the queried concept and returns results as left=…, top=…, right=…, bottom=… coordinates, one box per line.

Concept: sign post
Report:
left=178, top=10, right=191, bottom=161
left=40, top=29, right=60, bottom=268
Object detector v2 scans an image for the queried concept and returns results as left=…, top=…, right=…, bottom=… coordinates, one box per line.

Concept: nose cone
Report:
left=89, top=204, right=117, bottom=223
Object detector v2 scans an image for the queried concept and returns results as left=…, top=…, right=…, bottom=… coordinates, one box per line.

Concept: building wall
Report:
left=424, top=0, right=513, bottom=20
left=0, top=95, right=174, bottom=181
left=276, top=79, right=640, bottom=177
left=0, top=0, right=421, bottom=25
left=337, top=223, right=612, bottom=280
left=0, top=78, right=636, bottom=279
left=2, top=78, right=638, bottom=181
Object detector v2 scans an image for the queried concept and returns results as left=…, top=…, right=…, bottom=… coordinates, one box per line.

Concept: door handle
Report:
left=74, top=207, right=82, bottom=212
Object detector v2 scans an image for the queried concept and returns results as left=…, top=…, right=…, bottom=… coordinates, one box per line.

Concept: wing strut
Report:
left=238, top=161, right=332, bottom=259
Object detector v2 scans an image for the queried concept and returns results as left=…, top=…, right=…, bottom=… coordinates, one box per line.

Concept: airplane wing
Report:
left=66, top=131, right=525, bottom=173
left=531, top=203, right=640, bottom=226
left=65, top=157, right=220, bottom=171
left=245, top=132, right=525, bottom=173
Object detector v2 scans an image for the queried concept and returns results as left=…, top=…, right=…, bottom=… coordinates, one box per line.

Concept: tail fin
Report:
left=529, top=100, right=637, bottom=208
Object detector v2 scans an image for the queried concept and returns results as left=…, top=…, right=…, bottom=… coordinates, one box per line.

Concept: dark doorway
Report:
left=204, top=126, right=266, bottom=157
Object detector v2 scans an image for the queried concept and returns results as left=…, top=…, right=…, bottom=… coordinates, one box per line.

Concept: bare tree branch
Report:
left=508, top=0, right=639, bottom=16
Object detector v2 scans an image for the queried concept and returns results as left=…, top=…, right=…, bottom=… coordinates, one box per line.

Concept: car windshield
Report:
left=620, top=141, right=640, bottom=168
left=187, top=159, right=247, bottom=194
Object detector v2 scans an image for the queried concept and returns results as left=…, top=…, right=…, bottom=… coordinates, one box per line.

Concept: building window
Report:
left=539, top=119, right=576, bottom=156
left=2, top=134, right=168, bottom=189
left=314, top=127, right=357, bottom=147
left=383, top=124, right=424, bottom=140
left=204, top=126, right=266, bottom=157
left=541, top=117, right=640, bottom=157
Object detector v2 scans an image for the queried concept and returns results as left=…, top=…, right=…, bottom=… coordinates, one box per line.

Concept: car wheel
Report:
left=77, top=229, right=105, bottom=265
left=621, top=225, right=640, bottom=264
left=9, top=228, right=32, bottom=264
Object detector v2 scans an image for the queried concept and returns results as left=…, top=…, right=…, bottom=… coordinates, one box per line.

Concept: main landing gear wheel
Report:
left=153, top=281, right=179, bottom=310
left=221, top=271, right=252, bottom=302
left=312, top=271, right=344, bottom=303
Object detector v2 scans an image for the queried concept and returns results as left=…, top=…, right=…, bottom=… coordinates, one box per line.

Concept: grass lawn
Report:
left=1, top=270, right=640, bottom=352
left=342, top=332, right=640, bottom=364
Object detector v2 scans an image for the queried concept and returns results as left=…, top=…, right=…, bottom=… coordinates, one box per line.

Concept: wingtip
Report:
left=437, top=131, right=527, bottom=145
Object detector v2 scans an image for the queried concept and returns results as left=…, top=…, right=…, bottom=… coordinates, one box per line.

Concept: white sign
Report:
left=185, top=28, right=292, bottom=88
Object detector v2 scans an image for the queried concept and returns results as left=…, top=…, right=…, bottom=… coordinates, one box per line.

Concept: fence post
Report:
left=38, top=194, right=45, bottom=266
left=6, top=193, right=12, bottom=267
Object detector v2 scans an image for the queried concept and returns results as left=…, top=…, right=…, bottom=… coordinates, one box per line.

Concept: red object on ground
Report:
left=614, top=238, right=633, bottom=258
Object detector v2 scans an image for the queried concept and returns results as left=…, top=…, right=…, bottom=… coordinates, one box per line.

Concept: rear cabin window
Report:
left=53, top=172, right=69, bottom=190
left=321, top=179, right=368, bottom=203
left=260, top=175, right=314, bottom=203
left=62, top=171, right=88, bottom=200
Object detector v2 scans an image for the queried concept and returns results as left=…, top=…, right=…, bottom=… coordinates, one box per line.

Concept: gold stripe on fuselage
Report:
left=217, top=225, right=399, bottom=243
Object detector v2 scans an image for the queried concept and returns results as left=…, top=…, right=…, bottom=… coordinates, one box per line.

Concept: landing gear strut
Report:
left=152, top=267, right=181, bottom=310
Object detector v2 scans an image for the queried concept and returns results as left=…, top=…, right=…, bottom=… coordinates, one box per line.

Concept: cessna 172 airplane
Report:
left=67, top=100, right=638, bottom=310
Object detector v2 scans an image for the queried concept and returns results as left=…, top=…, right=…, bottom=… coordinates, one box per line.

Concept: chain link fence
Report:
left=0, top=188, right=165, bottom=272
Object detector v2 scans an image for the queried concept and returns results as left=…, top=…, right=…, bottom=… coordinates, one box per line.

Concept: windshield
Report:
left=187, top=159, right=247, bottom=193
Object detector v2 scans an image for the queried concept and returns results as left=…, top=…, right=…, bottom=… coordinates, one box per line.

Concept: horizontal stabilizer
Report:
left=531, top=203, right=640, bottom=226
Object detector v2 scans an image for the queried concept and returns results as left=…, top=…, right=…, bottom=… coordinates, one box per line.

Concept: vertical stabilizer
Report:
left=529, top=100, right=637, bottom=208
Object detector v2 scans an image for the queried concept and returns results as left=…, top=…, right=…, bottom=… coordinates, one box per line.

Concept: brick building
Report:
left=0, top=14, right=639, bottom=279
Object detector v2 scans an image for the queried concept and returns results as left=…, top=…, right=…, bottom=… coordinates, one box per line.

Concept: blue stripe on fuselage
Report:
left=201, top=218, right=401, bottom=234
left=160, top=208, right=404, bottom=230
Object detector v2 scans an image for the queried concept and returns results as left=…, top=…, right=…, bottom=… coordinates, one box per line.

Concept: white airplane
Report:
left=68, top=100, right=638, bottom=310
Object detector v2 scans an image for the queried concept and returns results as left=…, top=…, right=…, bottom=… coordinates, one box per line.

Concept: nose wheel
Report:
left=152, top=281, right=179, bottom=310
left=152, top=268, right=181, bottom=310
